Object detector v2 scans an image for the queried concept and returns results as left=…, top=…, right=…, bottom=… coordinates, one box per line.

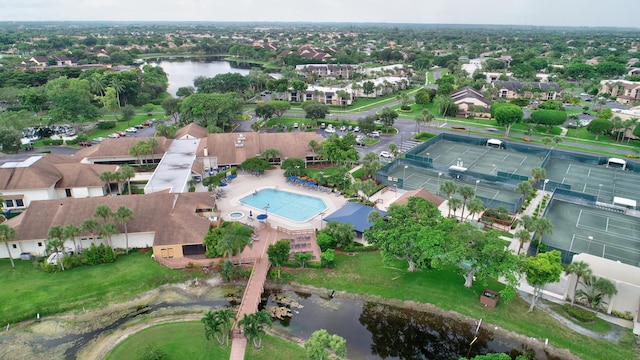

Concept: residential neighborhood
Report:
left=0, top=18, right=639, bottom=360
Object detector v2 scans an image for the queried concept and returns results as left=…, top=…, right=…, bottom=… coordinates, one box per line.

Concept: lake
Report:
left=265, top=290, right=560, bottom=360
left=148, top=58, right=252, bottom=96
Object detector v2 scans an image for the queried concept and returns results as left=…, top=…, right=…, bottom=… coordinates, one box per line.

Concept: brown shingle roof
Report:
left=395, top=188, right=445, bottom=207
left=54, top=163, right=119, bottom=188
left=175, top=123, right=209, bottom=139
left=198, top=132, right=324, bottom=165
left=0, top=154, right=76, bottom=190
left=77, top=137, right=172, bottom=159
left=9, top=192, right=213, bottom=246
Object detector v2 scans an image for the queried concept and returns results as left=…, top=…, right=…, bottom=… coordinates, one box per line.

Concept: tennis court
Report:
left=545, top=159, right=640, bottom=205
left=417, top=140, right=543, bottom=178
left=543, top=200, right=640, bottom=266
left=386, top=165, right=522, bottom=206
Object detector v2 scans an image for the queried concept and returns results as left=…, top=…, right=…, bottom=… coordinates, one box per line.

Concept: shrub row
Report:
left=565, top=305, right=596, bottom=322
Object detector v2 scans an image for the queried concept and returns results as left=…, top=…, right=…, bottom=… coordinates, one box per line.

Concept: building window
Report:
left=37, top=242, right=43, bottom=247
left=5, top=200, right=13, bottom=208
left=12, top=244, right=17, bottom=249
left=5, top=199, right=25, bottom=208
left=15, top=199, right=24, bottom=207
left=65, top=189, right=72, bottom=197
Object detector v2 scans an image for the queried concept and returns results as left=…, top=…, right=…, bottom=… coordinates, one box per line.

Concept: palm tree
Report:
left=514, top=229, right=531, bottom=255
left=448, top=197, right=462, bottom=218
left=201, top=310, right=225, bottom=346
left=109, top=78, right=125, bottom=109
left=552, top=136, right=562, bottom=146
left=47, top=225, right=66, bottom=271
left=115, top=206, right=135, bottom=254
left=147, top=138, right=159, bottom=164
left=531, top=217, right=553, bottom=255
left=100, top=171, right=115, bottom=195
left=81, top=219, right=100, bottom=245
left=465, top=198, right=484, bottom=221
left=565, top=261, right=592, bottom=306
left=458, top=185, right=476, bottom=221
left=387, top=142, right=399, bottom=158
left=439, top=180, right=457, bottom=200
left=576, top=275, right=618, bottom=313
left=128, top=143, right=143, bottom=165
left=62, top=224, right=81, bottom=253
left=238, top=310, right=272, bottom=349
left=308, top=139, right=321, bottom=155
left=529, top=167, right=546, bottom=187
left=98, top=223, right=118, bottom=249
left=362, top=152, right=382, bottom=179
left=94, top=204, right=114, bottom=225
left=119, top=164, right=135, bottom=195
left=261, top=148, right=281, bottom=165
left=515, top=181, right=533, bottom=209
left=0, top=224, right=18, bottom=270
left=214, top=308, right=236, bottom=346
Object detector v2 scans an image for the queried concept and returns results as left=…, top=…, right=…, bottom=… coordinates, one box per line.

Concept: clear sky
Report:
left=0, top=0, right=636, bottom=28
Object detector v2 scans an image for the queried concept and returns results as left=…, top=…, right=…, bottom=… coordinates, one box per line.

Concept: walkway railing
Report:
left=276, top=226, right=314, bottom=236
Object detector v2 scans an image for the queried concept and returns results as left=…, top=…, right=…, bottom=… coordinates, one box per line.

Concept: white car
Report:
left=370, top=131, right=380, bottom=137
left=293, top=123, right=299, bottom=128
left=108, top=133, right=120, bottom=139
left=125, top=127, right=138, bottom=133
left=325, top=127, right=336, bottom=133
left=353, top=126, right=360, bottom=132
left=339, top=126, right=346, bottom=131
left=379, top=151, right=394, bottom=159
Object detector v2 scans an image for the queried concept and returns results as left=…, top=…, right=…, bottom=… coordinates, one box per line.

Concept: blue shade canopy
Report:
left=323, top=202, right=386, bottom=233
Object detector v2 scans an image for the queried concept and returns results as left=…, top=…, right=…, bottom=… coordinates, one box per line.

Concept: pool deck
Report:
left=213, top=168, right=348, bottom=231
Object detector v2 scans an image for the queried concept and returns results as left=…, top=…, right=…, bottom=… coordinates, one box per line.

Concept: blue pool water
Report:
left=240, top=189, right=327, bottom=222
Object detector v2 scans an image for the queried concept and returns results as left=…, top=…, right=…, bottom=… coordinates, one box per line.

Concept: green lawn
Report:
left=285, top=252, right=637, bottom=360
left=0, top=251, right=195, bottom=325
left=106, top=321, right=305, bottom=360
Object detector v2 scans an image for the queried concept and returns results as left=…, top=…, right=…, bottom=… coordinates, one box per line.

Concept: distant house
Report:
left=53, top=55, right=77, bottom=67
left=492, top=80, right=562, bottom=101
left=28, top=56, right=49, bottom=67
left=450, top=86, right=492, bottom=118
left=0, top=154, right=118, bottom=210
left=600, top=80, right=640, bottom=104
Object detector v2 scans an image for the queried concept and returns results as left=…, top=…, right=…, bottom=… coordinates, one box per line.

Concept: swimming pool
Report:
left=240, top=189, right=327, bottom=222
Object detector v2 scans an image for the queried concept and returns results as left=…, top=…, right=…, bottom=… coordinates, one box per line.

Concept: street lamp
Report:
left=320, top=212, right=325, bottom=230
left=587, top=235, right=594, bottom=252
left=597, top=184, right=603, bottom=202
left=343, top=176, right=347, bottom=190
left=543, top=179, right=549, bottom=192
left=295, top=165, right=300, bottom=176
left=475, top=179, right=480, bottom=192
left=319, top=171, right=324, bottom=186
left=437, top=172, right=442, bottom=194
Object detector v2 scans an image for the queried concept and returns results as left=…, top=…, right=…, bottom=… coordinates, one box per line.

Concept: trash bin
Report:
left=20, top=252, right=32, bottom=261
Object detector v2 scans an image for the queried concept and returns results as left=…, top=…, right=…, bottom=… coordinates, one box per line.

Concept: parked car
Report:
left=142, top=120, right=154, bottom=127
left=293, top=123, right=299, bottom=128
left=379, top=151, right=394, bottom=159
left=91, top=137, right=105, bottom=144
left=353, top=126, right=360, bottom=132
left=325, top=127, right=336, bottom=133
left=306, top=123, right=312, bottom=129
left=108, top=133, right=120, bottom=139
left=347, top=125, right=353, bottom=131
left=320, top=123, right=326, bottom=129
left=370, top=131, right=380, bottom=137
left=339, top=126, right=346, bottom=131
left=115, top=131, right=127, bottom=137
left=134, top=124, right=145, bottom=129
left=125, top=127, right=138, bottom=133
left=78, top=141, right=92, bottom=147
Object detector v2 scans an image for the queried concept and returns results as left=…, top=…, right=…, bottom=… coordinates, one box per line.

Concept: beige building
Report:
left=564, top=253, right=640, bottom=334
left=600, top=80, right=640, bottom=104
left=1, top=192, right=214, bottom=260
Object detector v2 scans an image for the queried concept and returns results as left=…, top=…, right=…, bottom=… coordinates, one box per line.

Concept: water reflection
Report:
left=148, top=58, right=251, bottom=96
left=265, top=290, right=552, bottom=360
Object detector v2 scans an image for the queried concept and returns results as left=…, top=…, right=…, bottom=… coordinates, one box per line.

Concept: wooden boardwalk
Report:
left=229, top=225, right=277, bottom=360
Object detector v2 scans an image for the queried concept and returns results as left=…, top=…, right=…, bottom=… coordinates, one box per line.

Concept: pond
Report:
left=147, top=57, right=252, bottom=96
left=263, top=290, right=561, bottom=360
